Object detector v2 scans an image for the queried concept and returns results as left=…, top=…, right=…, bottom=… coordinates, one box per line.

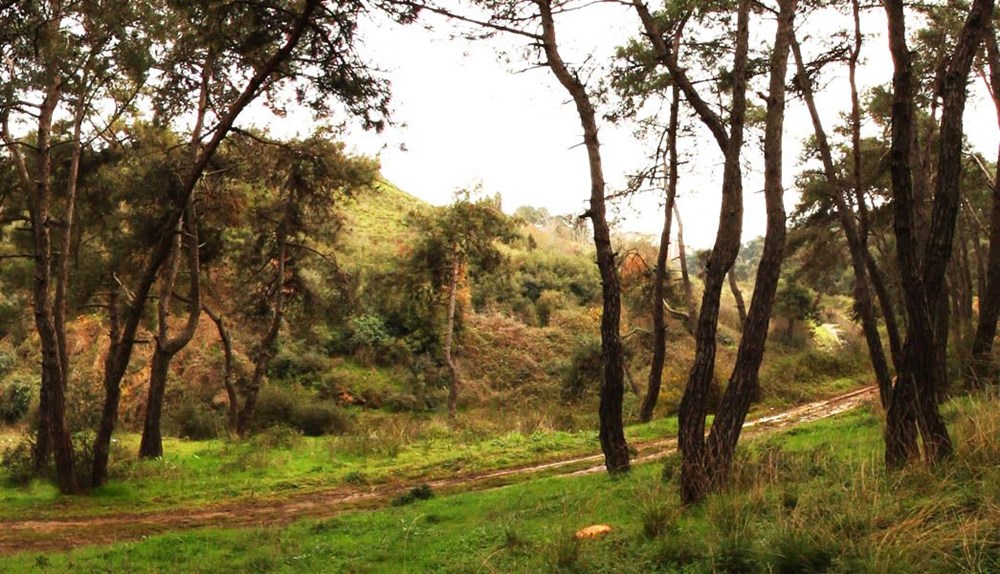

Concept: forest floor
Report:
left=0, top=386, right=876, bottom=555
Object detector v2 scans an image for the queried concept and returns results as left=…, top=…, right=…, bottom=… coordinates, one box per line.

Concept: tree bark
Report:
left=537, top=0, right=629, bottom=473
left=728, top=271, right=746, bottom=327
left=634, top=0, right=750, bottom=503
left=1, top=28, right=81, bottom=491
left=883, top=0, right=993, bottom=469
left=703, top=0, right=796, bottom=493
left=674, top=203, right=697, bottom=333
left=640, top=84, right=680, bottom=423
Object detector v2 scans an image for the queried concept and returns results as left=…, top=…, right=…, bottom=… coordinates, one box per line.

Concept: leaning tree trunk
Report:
left=537, top=0, right=629, bottom=473
left=634, top=0, right=750, bottom=503
left=703, top=0, right=795, bottom=494
left=883, top=0, right=993, bottom=469
left=790, top=30, right=894, bottom=408
left=640, top=83, right=680, bottom=423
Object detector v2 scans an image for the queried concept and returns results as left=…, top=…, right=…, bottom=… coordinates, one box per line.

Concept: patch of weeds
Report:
left=391, top=483, right=434, bottom=507
left=768, top=529, right=835, bottom=574
left=547, top=531, right=580, bottom=573
left=309, top=518, right=342, bottom=534
left=502, top=522, right=528, bottom=549
left=342, top=470, right=368, bottom=486
left=251, top=425, right=301, bottom=450
left=654, top=531, right=704, bottom=569
left=713, top=531, right=759, bottom=574
left=637, top=489, right=678, bottom=539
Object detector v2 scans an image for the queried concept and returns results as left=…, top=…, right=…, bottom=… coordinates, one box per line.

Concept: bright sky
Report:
left=329, top=3, right=999, bottom=249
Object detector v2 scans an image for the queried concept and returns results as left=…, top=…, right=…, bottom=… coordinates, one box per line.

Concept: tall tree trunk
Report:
left=203, top=305, right=239, bottom=436
left=883, top=0, right=993, bottom=469
left=139, top=205, right=202, bottom=458
left=968, top=30, right=1000, bottom=387
left=444, top=245, right=462, bottom=420
left=640, top=84, right=680, bottom=423
left=537, top=0, right=629, bottom=473
left=635, top=0, right=750, bottom=503
left=790, top=30, right=894, bottom=409
left=674, top=203, right=697, bottom=333
left=139, top=58, right=209, bottom=459
left=91, top=1, right=320, bottom=487
left=27, top=75, right=78, bottom=494
left=703, top=0, right=796, bottom=494
left=728, top=271, right=746, bottom=327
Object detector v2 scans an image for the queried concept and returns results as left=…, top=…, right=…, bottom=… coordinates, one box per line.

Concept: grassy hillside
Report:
left=337, top=179, right=429, bottom=271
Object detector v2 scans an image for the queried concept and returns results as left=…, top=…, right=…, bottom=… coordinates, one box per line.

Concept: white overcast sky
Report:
left=316, top=3, right=1000, bottom=249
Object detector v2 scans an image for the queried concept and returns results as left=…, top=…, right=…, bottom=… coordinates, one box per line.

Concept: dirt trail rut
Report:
left=0, top=386, right=876, bottom=554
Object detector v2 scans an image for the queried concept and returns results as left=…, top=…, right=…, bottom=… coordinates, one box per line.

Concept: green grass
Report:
left=5, top=394, right=997, bottom=573
left=0, top=410, right=681, bottom=519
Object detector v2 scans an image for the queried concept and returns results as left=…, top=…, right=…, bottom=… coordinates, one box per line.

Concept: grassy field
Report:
left=3, top=393, right=996, bottom=573
left=0, top=409, right=681, bottom=519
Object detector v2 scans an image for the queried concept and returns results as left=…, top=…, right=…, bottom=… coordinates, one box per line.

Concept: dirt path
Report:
left=0, top=386, right=876, bottom=555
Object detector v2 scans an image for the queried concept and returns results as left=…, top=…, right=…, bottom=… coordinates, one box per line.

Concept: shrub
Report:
left=561, top=337, right=601, bottom=402
left=251, top=385, right=350, bottom=437
left=293, top=403, right=350, bottom=437
left=172, top=401, right=221, bottom=440
left=350, top=313, right=392, bottom=363
left=72, top=431, right=97, bottom=490
left=0, top=350, right=16, bottom=379
left=1, top=436, right=35, bottom=486
left=251, top=425, right=301, bottom=450
left=0, top=375, right=35, bottom=425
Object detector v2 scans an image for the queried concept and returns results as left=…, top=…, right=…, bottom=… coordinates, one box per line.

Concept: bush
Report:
left=172, top=401, right=221, bottom=440
left=1, top=436, right=35, bottom=486
left=0, top=375, right=35, bottom=425
left=561, top=337, right=601, bottom=402
left=71, top=430, right=97, bottom=490
left=349, top=313, right=392, bottom=363
left=252, top=386, right=350, bottom=437
left=0, top=350, right=16, bottom=379
left=293, top=403, right=350, bottom=437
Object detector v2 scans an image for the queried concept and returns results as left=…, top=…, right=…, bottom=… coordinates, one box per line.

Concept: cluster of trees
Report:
left=410, top=0, right=1000, bottom=504
left=2, top=0, right=998, bottom=511
left=0, top=0, right=415, bottom=494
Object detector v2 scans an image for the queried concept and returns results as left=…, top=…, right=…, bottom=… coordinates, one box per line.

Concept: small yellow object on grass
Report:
left=574, top=524, right=612, bottom=539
